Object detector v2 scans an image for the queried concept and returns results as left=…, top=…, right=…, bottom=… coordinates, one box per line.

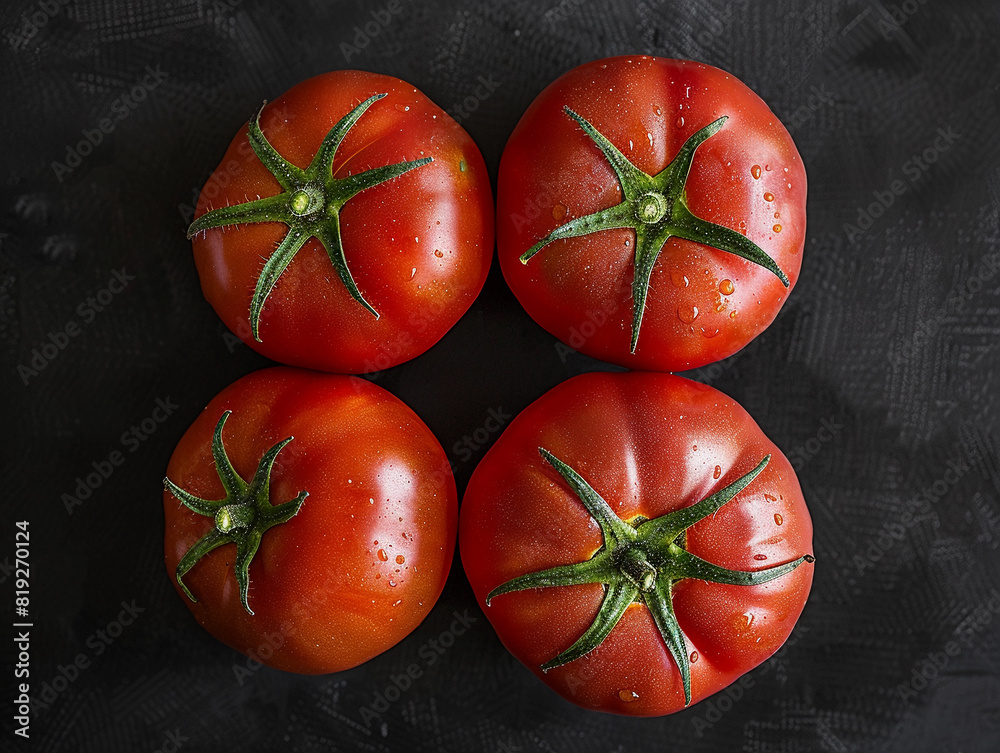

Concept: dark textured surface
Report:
left=2, top=0, right=1000, bottom=750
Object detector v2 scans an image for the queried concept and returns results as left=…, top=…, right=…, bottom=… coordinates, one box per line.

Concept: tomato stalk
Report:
left=164, top=411, right=308, bottom=615
left=519, top=107, right=790, bottom=353
left=187, top=94, right=433, bottom=341
left=486, top=449, right=813, bottom=706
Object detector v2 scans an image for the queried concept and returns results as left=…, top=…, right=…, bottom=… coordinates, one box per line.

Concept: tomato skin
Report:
left=460, top=372, right=813, bottom=715
left=163, top=367, right=457, bottom=673
left=192, top=70, right=494, bottom=373
left=497, top=56, right=806, bottom=371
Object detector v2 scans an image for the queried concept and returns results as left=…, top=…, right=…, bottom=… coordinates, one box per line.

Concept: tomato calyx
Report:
left=186, top=93, right=434, bottom=341
left=519, top=107, right=790, bottom=353
left=163, top=410, right=308, bottom=615
left=486, top=449, right=813, bottom=706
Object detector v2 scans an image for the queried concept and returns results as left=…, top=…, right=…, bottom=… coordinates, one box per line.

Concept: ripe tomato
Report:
left=163, top=367, right=456, bottom=673
left=460, top=372, right=813, bottom=715
left=497, top=56, right=806, bottom=371
left=189, top=70, right=493, bottom=374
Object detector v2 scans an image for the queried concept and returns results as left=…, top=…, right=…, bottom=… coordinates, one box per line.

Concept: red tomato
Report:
left=163, top=367, right=456, bottom=673
left=190, top=70, right=494, bottom=374
left=460, top=372, right=813, bottom=715
left=497, top=56, right=806, bottom=371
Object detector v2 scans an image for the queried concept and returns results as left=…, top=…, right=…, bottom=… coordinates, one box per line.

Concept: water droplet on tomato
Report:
left=434, top=249, right=443, bottom=258
left=713, top=465, right=722, bottom=479
left=774, top=211, right=780, bottom=219
left=764, top=192, right=775, bottom=202
left=751, top=165, right=762, bottom=179
left=764, top=164, right=771, bottom=171
left=744, top=612, right=755, bottom=628
left=754, top=554, right=768, bottom=561
left=377, top=549, right=388, bottom=561
left=670, top=271, right=689, bottom=288
left=676, top=116, right=684, bottom=128
left=389, top=579, right=397, bottom=587
left=677, top=305, right=699, bottom=324
left=700, top=327, right=719, bottom=338
left=653, top=105, right=662, bottom=116
left=729, top=310, right=738, bottom=319
left=764, top=493, right=777, bottom=502
left=552, top=202, right=567, bottom=221
left=774, top=513, right=784, bottom=526
left=719, top=279, right=735, bottom=295
left=773, top=224, right=782, bottom=233
left=410, top=267, right=417, bottom=278
left=618, top=689, right=639, bottom=702
left=396, top=554, right=405, bottom=565
left=628, top=139, right=634, bottom=151
left=646, top=132, right=654, bottom=147
left=394, top=103, right=410, bottom=112
left=690, top=651, right=699, bottom=663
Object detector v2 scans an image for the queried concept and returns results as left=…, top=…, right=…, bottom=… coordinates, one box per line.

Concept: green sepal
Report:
left=187, top=95, right=434, bottom=341
left=164, top=411, right=307, bottom=615
left=487, top=450, right=812, bottom=707
left=519, top=108, right=789, bottom=353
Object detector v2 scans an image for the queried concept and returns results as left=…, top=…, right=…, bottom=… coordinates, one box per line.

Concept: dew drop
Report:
left=646, top=132, right=654, bottom=147
left=773, top=224, right=782, bottom=233
left=713, top=465, right=722, bottom=479
left=719, top=279, right=735, bottom=295
left=774, top=513, right=784, bottom=526
left=410, top=267, right=417, bottom=278
left=744, top=612, right=755, bottom=628
left=676, top=116, right=684, bottom=128
left=394, top=103, right=410, bottom=112
left=670, top=271, right=689, bottom=288
left=774, top=211, right=780, bottom=219
left=389, top=580, right=397, bottom=587
left=377, top=549, right=388, bottom=562
left=729, top=310, right=738, bottom=319
left=690, top=651, right=699, bottom=663
left=618, top=690, right=639, bottom=703
left=653, top=105, right=662, bottom=116
left=764, top=164, right=771, bottom=171
left=701, top=327, right=720, bottom=338
left=396, top=554, right=405, bottom=565
left=552, top=202, right=567, bottom=221
left=754, top=554, right=768, bottom=561
left=751, top=165, right=762, bottom=179
left=764, top=493, right=777, bottom=502
left=434, top=249, right=443, bottom=258
left=763, top=192, right=775, bottom=202
left=677, top=305, right=699, bottom=324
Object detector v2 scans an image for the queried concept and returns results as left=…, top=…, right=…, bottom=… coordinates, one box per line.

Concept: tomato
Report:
left=163, top=367, right=456, bottom=673
left=189, top=70, right=493, bottom=374
left=497, top=56, right=806, bottom=371
left=460, top=371, right=813, bottom=715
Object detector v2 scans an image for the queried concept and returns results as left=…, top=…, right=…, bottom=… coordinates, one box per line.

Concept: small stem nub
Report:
left=636, top=192, right=668, bottom=224
left=618, top=547, right=657, bottom=592
left=216, top=504, right=255, bottom=533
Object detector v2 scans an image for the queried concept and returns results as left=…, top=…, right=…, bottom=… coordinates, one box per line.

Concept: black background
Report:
left=3, top=0, right=1000, bottom=751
